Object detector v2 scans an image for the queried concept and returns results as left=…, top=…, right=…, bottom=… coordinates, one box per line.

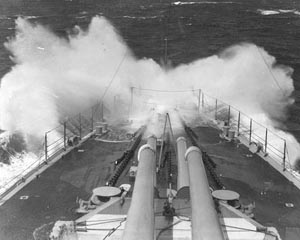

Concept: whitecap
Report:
left=172, top=1, right=233, bottom=6
left=278, top=9, right=296, bottom=13
left=24, top=16, right=41, bottom=19
left=294, top=11, right=300, bottom=16
left=75, top=16, right=88, bottom=19
left=123, top=15, right=137, bottom=19
left=79, top=11, right=88, bottom=15
left=0, top=151, right=40, bottom=195
left=257, top=9, right=280, bottom=15
left=122, top=15, right=159, bottom=20
left=258, top=9, right=300, bottom=16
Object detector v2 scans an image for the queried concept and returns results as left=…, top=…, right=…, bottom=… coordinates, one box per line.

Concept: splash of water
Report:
left=0, top=16, right=299, bottom=172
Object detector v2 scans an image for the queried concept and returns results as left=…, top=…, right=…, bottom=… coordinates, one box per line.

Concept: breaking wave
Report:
left=172, top=1, right=234, bottom=6
left=257, top=9, right=300, bottom=16
left=1, top=16, right=300, bottom=191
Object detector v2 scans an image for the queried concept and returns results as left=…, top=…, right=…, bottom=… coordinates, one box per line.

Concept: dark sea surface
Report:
left=1, top=1, right=300, bottom=93
left=1, top=0, right=300, bottom=124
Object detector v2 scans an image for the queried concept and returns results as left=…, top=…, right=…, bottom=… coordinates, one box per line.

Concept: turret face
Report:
left=185, top=146, right=225, bottom=240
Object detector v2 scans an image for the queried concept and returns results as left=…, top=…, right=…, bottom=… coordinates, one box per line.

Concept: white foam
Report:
left=24, top=16, right=41, bottom=19
left=0, top=152, right=40, bottom=194
left=294, top=11, right=300, bottom=16
left=172, top=1, right=233, bottom=6
left=1, top=16, right=300, bottom=178
left=75, top=16, right=88, bottom=19
left=279, top=9, right=296, bottom=13
left=258, top=9, right=300, bottom=16
left=257, top=9, right=280, bottom=15
left=122, top=15, right=159, bottom=19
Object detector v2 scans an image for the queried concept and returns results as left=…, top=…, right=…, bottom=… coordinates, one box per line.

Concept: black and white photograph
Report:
left=0, top=0, right=300, bottom=239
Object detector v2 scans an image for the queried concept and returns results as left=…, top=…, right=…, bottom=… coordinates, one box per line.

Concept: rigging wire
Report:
left=132, top=87, right=197, bottom=93
left=255, top=45, right=285, bottom=94
left=78, top=217, right=126, bottom=224
left=77, top=219, right=126, bottom=227
left=155, top=210, right=277, bottom=238
left=101, top=50, right=128, bottom=101
left=93, top=50, right=128, bottom=115
left=155, top=206, right=191, bottom=215
left=78, top=217, right=277, bottom=239
left=221, top=224, right=278, bottom=237
left=249, top=46, right=300, bottom=128
left=285, top=146, right=292, bottom=167
left=156, top=220, right=181, bottom=240
left=102, top=218, right=126, bottom=240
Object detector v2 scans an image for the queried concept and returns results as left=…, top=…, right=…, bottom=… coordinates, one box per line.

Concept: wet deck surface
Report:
left=193, top=125, right=300, bottom=239
left=0, top=139, right=130, bottom=240
left=1, top=126, right=300, bottom=239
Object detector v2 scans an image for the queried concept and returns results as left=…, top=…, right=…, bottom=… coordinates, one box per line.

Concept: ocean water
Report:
left=0, top=0, right=300, bottom=76
left=1, top=0, right=300, bottom=171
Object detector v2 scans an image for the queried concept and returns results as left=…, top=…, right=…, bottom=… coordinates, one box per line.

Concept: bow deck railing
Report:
left=0, top=102, right=104, bottom=200
left=199, top=91, right=289, bottom=171
left=0, top=88, right=295, bottom=201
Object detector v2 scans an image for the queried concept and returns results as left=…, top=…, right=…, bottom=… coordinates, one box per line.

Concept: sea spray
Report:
left=135, top=43, right=299, bottom=166
left=0, top=15, right=299, bottom=189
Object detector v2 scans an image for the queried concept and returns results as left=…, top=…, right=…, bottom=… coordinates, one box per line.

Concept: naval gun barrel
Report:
left=147, top=135, right=157, bottom=187
left=177, top=137, right=189, bottom=191
left=122, top=142, right=156, bottom=240
left=185, top=146, right=224, bottom=240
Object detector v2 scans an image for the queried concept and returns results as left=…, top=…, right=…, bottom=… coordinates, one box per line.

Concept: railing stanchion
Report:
left=201, top=92, right=204, bottom=108
left=91, top=107, right=94, bottom=132
left=265, top=128, right=268, bottom=153
left=249, top=118, right=252, bottom=144
left=63, top=121, right=67, bottom=150
left=45, top=132, right=48, bottom=162
left=101, top=102, right=104, bottom=122
left=129, top=87, right=133, bottom=118
left=283, top=140, right=286, bottom=171
left=198, top=89, right=201, bottom=112
left=227, top=105, right=231, bottom=124
left=237, top=111, right=240, bottom=136
left=215, top=99, right=218, bottom=120
left=79, top=113, right=82, bottom=140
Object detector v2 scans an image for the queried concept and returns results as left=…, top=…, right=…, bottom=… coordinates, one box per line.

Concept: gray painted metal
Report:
left=122, top=144, right=156, bottom=240
left=147, top=135, right=157, bottom=153
left=185, top=146, right=225, bottom=240
left=147, top=135, right=157, bottom=187
left=177, top=137, right=189, bottom=191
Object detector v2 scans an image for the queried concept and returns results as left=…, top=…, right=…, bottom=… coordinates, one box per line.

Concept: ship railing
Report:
left=199, top=91, right=289, bottom=172
left=130, top=87, right=290, bottom=172
left=0, top=102, right=104, bottom=199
